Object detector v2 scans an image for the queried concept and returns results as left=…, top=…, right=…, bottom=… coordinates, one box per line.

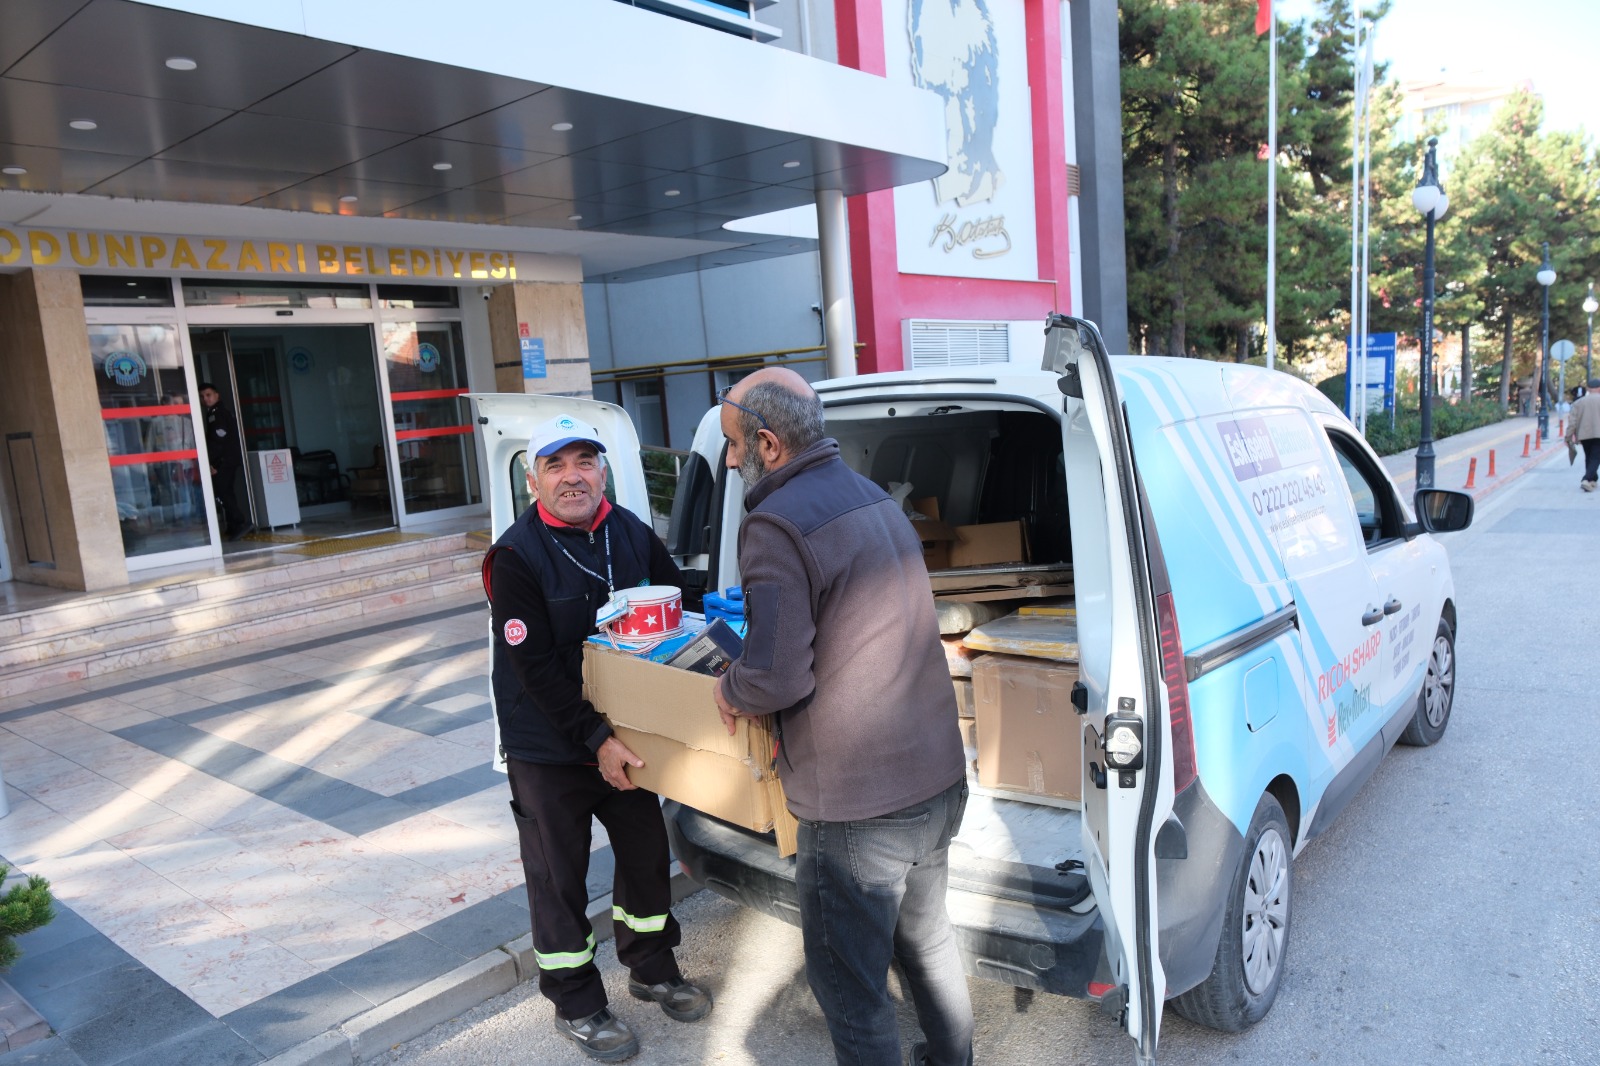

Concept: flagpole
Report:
left=1349, top=2, right=1363, bottom=429
left=1265, top=6, right=1277, bottom=372
left=1361, top=24, right=1377, bottom=429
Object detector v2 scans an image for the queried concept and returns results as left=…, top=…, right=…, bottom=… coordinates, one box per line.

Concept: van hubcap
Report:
left=1423, top=633, right=1454, bottom=729
left=1241, top=828, right=1288, bottom=995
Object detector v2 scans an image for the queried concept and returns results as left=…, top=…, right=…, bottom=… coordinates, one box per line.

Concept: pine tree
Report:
left=0, top=866, right=53, bottom=969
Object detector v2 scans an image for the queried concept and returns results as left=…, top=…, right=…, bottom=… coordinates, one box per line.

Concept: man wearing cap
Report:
left=1565, top=377, right=1600, bottom=491
left=483, top=414, right=711, bottom=1061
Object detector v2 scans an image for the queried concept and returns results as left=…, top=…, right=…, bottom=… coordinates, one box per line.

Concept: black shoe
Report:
left=554, top=1007, right=638, bottom=1062
left=627, top=975, right=712, bottom=1022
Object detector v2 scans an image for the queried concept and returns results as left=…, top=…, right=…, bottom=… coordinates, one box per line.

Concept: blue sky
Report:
left=1279, top=0, right=1597, bottom=136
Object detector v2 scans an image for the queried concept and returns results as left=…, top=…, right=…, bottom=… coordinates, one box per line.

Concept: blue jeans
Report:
left=795, top=778, right=974, bottom=1066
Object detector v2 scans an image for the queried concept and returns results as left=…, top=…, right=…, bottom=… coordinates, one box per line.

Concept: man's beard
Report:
left=737, top=444, right=767, bottom=487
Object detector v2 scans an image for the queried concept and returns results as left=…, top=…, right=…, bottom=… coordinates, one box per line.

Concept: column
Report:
left=486, top=282, right=594, bottom=398
left=0, top=269, right=128, bottom=591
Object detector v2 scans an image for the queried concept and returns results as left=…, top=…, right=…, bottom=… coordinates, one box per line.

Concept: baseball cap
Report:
left=528, top=414, right=607, bottom=459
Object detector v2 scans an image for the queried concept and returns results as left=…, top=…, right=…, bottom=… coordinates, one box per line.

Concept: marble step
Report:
left=0, top=537, right=488, bottom=699
left=0, top=533, right=481, bottom=646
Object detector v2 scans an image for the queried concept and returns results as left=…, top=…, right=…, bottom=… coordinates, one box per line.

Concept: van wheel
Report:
left=1400, top=619, right=1455, bottom=747
left=1172, top=794, right=1291, bottom=1032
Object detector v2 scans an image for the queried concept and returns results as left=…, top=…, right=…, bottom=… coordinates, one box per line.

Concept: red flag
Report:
left=1255, top=0, right=1272, bottom=35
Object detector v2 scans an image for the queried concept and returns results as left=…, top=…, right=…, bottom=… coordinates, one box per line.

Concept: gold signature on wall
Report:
left=929, top=213, right=1012, bottom=260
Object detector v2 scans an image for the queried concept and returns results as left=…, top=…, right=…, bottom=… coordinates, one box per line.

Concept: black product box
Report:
left=664, top=618, right=744, bottom=677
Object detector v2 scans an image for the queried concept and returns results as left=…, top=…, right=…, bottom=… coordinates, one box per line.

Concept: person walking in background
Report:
left=712, top=368, right=974, bottom=1066
left=198, top=382, right=252, bottom=540
left=1565, top=377, right=1600, bottom=491
left=482, top=414, right=711, bottom=1062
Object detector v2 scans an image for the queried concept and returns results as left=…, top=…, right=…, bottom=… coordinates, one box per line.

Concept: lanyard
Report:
left=547, top=520, right=613, bottom=594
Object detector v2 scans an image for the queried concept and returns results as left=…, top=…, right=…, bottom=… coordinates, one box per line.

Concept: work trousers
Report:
left=795, top=777, right=974, bottom=1066
left=1582, top=438, right=1600, bottom=484
left=506, top=757, right=682, bottom=1020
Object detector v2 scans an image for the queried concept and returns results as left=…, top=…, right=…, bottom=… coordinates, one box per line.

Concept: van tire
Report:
left=1399, top=619, right=1455, bottom=747
left=1172, top=794, right=1291, bottom=1032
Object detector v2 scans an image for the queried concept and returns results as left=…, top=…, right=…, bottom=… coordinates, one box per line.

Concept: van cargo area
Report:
left=666, top=397, right=1103, bottom=995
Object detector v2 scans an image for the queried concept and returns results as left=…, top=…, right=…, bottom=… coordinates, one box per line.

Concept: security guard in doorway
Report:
left=197, top=382, right=253, bottom=540
left=481, top=414, right=711, bottom=1062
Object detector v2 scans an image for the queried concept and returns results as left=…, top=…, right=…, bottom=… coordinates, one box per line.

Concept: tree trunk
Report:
left=1499, top=315, right=1513, bottom=411
left=1163, top=138, right=1185, bottom=357
left=1235, top=325, right=1250, bottom=363
left=1460, top=324, right=1471, bottom=405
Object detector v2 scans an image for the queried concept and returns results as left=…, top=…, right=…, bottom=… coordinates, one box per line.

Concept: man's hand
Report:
left=713, top=676, right=743, bottom=736
left=597, top=735, right=643, bottom=790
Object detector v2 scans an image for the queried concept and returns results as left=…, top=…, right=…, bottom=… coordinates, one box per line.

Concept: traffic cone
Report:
left=1489, top=449, right=1497, bottom=477
left=1464, top=457, right=1476, bottom=489
left=1535, top=431, right=1543, bottom=451
left=1522, top=434, right=1531, bottom=458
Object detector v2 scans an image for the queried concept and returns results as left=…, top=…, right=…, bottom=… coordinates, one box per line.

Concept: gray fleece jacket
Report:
left=718, top=438, right=964, bottom=823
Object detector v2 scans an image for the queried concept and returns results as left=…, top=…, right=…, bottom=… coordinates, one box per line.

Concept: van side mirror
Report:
left=1412, top=488, right=1474, bottom=534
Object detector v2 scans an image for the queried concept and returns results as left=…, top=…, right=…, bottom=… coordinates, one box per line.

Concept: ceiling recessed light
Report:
left=664, top=188, right=681, bottom=197
left=136, top=294, right=148, bottom=300
left=432, top=161, right=453, bottom=171
left=339, top=194, right=359, bottom=203
left=782, top=160, right=801, bottom=168
left=567, top=213, right=583, bottom=221
left=1, top=166, right=25, bottom=175
left=126, top=281, right=137, bottom=287
left=69, top=119, right=97, bottom=131
left=165, top=57, right=198, bottom=71
left=551, top=122, right=573, bottom=132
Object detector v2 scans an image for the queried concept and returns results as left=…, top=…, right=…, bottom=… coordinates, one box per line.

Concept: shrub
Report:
left=0, top=867, right=53, bottom=969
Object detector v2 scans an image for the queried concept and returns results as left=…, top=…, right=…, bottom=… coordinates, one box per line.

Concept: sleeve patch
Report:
left=503, top=619, right=528, bottom=646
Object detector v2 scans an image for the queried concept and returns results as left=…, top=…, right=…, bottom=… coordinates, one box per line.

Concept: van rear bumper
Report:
left=664, top=801, right=1106, bottom=998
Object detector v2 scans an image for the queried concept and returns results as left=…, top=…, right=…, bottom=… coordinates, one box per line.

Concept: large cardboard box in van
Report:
left=971, top=653, right=1082, bottom=806
left=911, top=498, right=1028, bottom=571
left=582, top=644, right=798, bottom=856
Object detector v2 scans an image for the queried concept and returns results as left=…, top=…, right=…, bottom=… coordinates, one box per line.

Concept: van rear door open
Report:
left=469, top=394, right=652, bottom=771
left=1043, top=316, right=1171, bottom=1062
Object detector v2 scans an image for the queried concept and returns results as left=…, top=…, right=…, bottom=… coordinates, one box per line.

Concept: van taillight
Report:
left=1155, top=592, right=1197, bottom=795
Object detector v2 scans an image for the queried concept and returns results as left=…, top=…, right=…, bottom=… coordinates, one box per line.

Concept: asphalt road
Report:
left=380, top=459, right=1598, bottom=1066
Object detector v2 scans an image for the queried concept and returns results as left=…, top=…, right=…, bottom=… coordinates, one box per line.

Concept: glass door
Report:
left=89, top=323, right=215, bottom=565
left=381, top=321, right=482, bottom=518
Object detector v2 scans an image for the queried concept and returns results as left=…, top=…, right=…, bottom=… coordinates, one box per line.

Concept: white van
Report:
left=473, top=315, right=1472, bottom=1061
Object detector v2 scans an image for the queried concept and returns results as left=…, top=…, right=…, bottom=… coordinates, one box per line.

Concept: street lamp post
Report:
left=1537, top=243, right=1556, bottom=440
left=1411, top=137, right=1450, bottom=489
left=1583, top=282, right=1597, bottom=385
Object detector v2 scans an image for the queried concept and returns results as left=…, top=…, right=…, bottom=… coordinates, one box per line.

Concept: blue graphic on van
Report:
left=103, top=351, right=147, bottom=387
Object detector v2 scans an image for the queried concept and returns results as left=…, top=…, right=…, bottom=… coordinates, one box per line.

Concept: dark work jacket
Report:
left=201, top=402, right=245, bottom=474
left=719, top=439, right=963, bottom=822
left=483, top=502, right=681, bottom=765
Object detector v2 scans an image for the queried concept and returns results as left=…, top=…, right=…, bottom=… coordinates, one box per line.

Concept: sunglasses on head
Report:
left=717, top=385, right=770, bottom=432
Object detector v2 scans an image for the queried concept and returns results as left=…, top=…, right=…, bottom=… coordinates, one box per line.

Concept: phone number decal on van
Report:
left=1249, top=470, right=1326, bottom=519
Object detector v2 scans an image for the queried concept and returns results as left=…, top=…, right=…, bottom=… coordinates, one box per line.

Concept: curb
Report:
left=1469, top=443, right=1562, bottom=503
left=263, top=869, right=699, bottom=1066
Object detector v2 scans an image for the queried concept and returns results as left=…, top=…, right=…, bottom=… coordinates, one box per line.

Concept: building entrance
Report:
left=190, top=325, right=392, bottom=544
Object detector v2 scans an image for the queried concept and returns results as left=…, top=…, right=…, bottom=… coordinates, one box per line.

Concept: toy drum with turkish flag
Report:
left=596, top=586, right=684, bottom=645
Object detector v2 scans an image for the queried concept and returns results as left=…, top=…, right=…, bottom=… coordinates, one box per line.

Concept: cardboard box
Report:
left=951, top=677, right=975, bottom=718
left=582, top=643, right=797, bottom=856
left=971, top=653, right=1083, bottom=805
left=909, top=498, right=959, bottom=570
left=909, top=498, right=1028, bottom=570
left=949, top=521, right=1028, bottom=568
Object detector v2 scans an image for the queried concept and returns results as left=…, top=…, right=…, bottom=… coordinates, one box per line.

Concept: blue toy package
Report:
left=704, top=586, right=744, bottom=626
